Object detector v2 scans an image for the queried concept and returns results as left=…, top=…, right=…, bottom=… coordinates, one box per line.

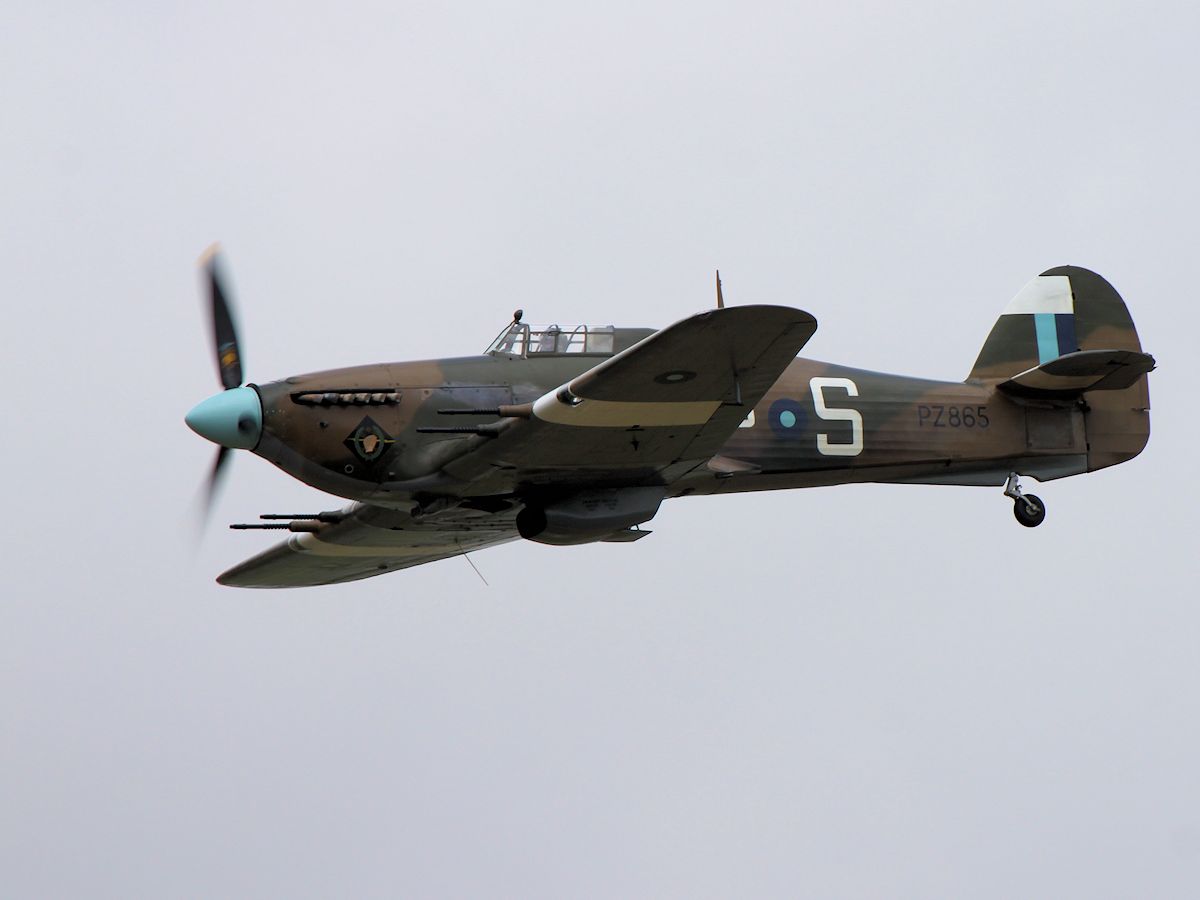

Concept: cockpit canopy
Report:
left=487, top=322, right=618, bottom=357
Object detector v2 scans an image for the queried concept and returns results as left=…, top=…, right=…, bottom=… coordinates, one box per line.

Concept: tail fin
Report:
left=969, top=266, right=1152, bottom=471
left=968, top=266, right=1146, bottom=381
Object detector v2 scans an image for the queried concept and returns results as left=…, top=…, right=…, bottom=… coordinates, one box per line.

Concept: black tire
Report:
left=1013, top=494, right=1046, bottom=528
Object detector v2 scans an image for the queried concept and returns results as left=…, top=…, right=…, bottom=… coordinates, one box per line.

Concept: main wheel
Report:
left=1013, top=494, right=1046, bottom=528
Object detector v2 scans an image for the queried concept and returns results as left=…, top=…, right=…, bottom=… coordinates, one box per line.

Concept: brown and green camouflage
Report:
left=186, top=264, right=1152, bottom=587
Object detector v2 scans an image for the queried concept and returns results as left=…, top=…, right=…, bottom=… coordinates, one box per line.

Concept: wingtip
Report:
left=215, top=568, right=254, bottom=588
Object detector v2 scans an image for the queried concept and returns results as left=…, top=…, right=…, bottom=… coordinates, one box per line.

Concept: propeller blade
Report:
left=202, top=244, right=244, bottom=390
left=197, top=445, right=232, bottom=529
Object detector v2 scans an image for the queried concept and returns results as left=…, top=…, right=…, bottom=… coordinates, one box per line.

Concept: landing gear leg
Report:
left=1004, top=472, right=1046, bottom=528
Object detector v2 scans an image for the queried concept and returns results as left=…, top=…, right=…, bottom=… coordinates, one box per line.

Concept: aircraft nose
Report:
left=185, top=386, right=263, bottom=449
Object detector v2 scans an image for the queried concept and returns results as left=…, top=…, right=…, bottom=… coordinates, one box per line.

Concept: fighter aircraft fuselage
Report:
left=250, top=349, right=1146, bottom=504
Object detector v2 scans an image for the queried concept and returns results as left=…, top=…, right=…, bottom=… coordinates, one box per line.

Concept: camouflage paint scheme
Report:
left=195, top=266, right=1152, bottom=587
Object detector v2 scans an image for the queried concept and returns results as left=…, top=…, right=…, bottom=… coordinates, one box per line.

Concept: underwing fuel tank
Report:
left=516, top=487, right=666, bottom=545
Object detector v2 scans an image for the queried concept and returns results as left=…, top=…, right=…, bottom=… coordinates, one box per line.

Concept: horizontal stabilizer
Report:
left=998, top=349, right=1155, bottom=400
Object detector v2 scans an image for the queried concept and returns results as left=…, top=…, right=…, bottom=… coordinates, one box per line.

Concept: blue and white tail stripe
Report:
left=1033, top=311, right=1078, bottom=364
left=1003, top=274, right=1077, bottom=363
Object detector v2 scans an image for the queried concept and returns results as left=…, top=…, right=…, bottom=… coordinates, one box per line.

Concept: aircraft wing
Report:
left=217, top=503, right=519, bottom=588
left=445, top=304, right=817, bottom=486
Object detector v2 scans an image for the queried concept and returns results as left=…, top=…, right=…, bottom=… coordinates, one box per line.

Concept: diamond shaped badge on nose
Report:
left=344, top=416, right=394, bottom=462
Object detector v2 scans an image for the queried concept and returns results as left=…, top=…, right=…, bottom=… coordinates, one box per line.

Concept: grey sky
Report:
left=3, top=2, right=1198, bottom=897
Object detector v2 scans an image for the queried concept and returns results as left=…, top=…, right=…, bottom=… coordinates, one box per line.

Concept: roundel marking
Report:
left=768, top=397, right=807, bottom=438
left=654, top=370, right=697, bottom=385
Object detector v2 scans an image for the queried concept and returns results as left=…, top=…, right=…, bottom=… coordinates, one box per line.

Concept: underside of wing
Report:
left=217, top=503, right=518, bottom=588
left=445, top=304, right=817, bottom=486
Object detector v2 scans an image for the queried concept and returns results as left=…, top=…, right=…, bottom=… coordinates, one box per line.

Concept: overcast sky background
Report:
left=3, top=2, right=1199, bottom=897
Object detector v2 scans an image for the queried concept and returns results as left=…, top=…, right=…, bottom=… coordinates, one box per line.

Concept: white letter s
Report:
left=809, top=377, right=863, bottom=456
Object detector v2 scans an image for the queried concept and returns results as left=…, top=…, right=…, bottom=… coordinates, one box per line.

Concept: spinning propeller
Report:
left=186, top=245, right=263, bottom=524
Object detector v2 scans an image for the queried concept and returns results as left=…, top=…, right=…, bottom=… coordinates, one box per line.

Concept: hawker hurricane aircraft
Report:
left=187, top=250, right=1153, bottom=588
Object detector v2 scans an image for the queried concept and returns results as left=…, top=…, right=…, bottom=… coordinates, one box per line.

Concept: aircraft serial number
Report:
left=917, top=405, right=989, bottom=428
